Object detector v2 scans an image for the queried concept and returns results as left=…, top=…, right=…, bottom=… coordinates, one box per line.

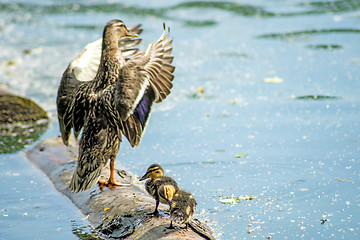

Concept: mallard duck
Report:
left=57, top=19, right=175, bottom=192
left=139, top=164, right=179, bottom=214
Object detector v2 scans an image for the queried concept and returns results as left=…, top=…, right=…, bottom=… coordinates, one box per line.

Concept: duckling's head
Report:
left=102, top=19, right=137, bottom=48
left=139, top=164, right=164, bottom=181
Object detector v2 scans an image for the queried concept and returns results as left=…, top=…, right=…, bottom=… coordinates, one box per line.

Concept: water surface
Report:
left=0, top=0, right=359, bottom=239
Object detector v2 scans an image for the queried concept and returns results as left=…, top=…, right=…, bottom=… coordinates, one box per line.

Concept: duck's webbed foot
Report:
left=98, top=178, right=131, bottom=189
left=99, top=161, right=131, bottom=189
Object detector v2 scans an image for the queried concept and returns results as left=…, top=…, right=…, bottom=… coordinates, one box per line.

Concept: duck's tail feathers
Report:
left=69, top=162, right=104, bottom=192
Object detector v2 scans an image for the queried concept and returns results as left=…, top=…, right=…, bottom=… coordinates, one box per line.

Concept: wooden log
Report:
left=26, top=137, right=215, bottom=240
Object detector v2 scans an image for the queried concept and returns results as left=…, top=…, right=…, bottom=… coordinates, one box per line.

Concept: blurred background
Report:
left=0, top=0, right=359, bottom=239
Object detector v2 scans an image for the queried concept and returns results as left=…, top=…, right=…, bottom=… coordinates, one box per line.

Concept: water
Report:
left=0, top=0, right=359, bottom=239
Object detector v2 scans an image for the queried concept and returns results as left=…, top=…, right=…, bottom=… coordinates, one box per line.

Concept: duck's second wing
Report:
left=115, top=26, right=175, bottom=147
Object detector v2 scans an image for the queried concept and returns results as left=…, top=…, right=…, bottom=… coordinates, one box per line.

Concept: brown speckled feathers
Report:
left=57, top=20, right=175, bottom=192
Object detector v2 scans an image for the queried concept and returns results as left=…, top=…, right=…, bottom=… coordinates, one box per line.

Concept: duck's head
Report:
left=103, top=19, right=137, bottom=47
left=140, top=164, right=164, bottom=181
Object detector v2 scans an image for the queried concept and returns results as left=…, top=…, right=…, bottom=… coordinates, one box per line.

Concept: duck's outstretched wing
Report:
left=116, top=26, right=175, bottom=147
left=57, top=24, right=142, bottom=146
left=57, top=63, right=82, bottom=146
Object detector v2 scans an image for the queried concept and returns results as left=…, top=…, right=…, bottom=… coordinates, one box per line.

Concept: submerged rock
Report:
left=0, top=84, right=49, bottom=154
left=0, top=85, right=48, bottom=124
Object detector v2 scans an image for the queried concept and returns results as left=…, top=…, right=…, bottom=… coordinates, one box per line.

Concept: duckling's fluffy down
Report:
left=170, top=189, right=197, bottom=224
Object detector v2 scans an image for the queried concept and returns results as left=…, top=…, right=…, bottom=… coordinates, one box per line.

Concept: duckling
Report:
left=139, top=164, right=196, bottom=228
left=139, top=164, right=179, bottom=214
left=159, top=187, right=196, bottom=229
left=140, top=164, right=215, bottom=239
left=57, top=20, right=175, bottom=192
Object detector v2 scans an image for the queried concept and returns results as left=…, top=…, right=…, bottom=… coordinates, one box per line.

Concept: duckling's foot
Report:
left=166, top=221, right=175, bottom=229
left=146, top=209, right=160, bottom=217
left=184, top=223, right=190, bottom=230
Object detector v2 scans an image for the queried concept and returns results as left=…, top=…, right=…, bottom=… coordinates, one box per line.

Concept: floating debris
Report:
left=5, top=60, right=18, bottom=66
left=293, top=95, right=341, bottom=100
left=336, top=178, right=352, bottom=182
left=239, top=195, right=254, bottom=200
left=220, top=194, right=239, bottom=205
left=234, top=154, right=247, bottom=158
left=190, top=86, right=205, bottom=98
left=320, top=219, right=327, bottom=224
left=247, top=225, right=268, bottom=234
left=23, top=47, right=44, bottom=55
left=104, top=208, right=110, bottom=211
left=263, top=77, right=284, bottom=83
left=197, top=86, right=205, bottom=94
left=306, top=44, right=343, bottom=50
left=219, top=194, right=254, bottom=205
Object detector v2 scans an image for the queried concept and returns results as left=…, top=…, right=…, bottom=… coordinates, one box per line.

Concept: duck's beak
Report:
left=139, top=173, right=148, bottom=181
left=126, top=30, right=138, bottom=38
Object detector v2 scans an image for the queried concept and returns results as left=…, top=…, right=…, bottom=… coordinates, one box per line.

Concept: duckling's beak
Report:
left=126, top=30, right=138, bottom=38
left=139, top=173, right=149, bottom=181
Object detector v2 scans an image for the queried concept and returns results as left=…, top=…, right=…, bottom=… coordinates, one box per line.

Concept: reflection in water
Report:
left=297, top=0, right=360, bottom=14
left=72, top=224, right=98, bottom=240
left=172, top=1, right=275, bottom=17
left=183, top=20, right=217, bottom=27
left=258, top=29, right=360, bottom=41
left=0, top=1, right=273, bottom=18
left=0, top=121, right=48, bottom=154
left=1, top=0, right=360, bottom=20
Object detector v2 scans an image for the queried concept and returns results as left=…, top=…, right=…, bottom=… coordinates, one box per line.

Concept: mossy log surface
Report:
left=26, top=137, right=214, bottom=240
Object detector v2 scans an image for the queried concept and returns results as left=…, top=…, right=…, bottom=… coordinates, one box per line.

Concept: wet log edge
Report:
left=26, top=137, right=215, bottom=240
